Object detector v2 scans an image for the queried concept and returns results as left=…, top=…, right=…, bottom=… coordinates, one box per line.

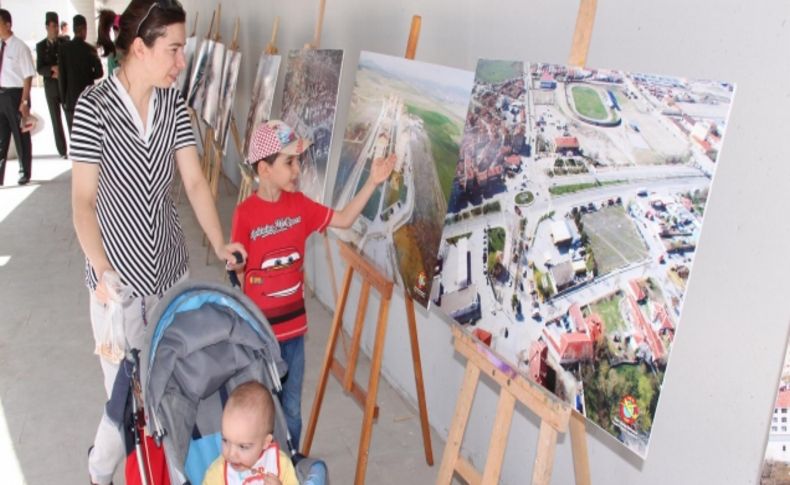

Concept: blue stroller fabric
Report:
left=140, top=281, right=327, bottom=484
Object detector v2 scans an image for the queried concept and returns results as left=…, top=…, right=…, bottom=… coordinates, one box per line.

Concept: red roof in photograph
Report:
left=627, top=296, right=665, bottom=361
left=555, top=136, right=580, bottom=149
left=559, top=332, right=593, bottom=362
left=569, top=303, right=588, bottom=333
left=629, top=280, right=646, bottom=301
left=777, top=389, right=790, bottom=409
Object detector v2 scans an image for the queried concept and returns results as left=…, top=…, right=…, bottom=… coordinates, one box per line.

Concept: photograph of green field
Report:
left=330, top=51, right=473, bottom=307
left=581, top=206, right=649, bottom=274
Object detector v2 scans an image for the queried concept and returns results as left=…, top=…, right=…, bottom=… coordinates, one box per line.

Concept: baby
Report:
left=203, top=381, right=297, bottom=485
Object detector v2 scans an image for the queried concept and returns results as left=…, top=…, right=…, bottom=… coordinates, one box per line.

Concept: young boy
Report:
left=203, top=381, right=296, bottom=485
left=231, top=120, right=395, bottom=450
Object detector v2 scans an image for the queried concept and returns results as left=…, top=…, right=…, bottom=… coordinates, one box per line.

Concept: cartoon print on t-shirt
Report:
left=247, top=246, right=303, bottom=303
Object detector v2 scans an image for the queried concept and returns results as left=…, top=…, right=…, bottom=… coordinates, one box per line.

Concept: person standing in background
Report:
left=60, top=20, right=69, bottom=40
left=97, top=9, right=120, bottom=76
left=0, top=8, right=34, bottom=186
left=59, top=15, right=103, bottom=131
left=36, top=11, right=67, bottom=157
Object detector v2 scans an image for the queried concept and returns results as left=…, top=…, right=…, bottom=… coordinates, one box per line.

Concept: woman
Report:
left=70, top=1, right=245, bottom=484
left=96, top=9, right=119, bottom=75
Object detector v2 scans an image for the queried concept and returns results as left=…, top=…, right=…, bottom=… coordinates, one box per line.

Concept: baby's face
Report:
left=221, top=407, right=272, bottom=471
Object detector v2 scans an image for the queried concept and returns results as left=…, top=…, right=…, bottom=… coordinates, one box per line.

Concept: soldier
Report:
left=35, top=11, right=67, bottom=157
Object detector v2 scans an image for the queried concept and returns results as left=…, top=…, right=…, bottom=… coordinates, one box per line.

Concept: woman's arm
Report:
left=72, top=161, right=114, bottom=297
left=330, top=153, right=396, bottom=229
left=175, top=145, right=246, bottom=265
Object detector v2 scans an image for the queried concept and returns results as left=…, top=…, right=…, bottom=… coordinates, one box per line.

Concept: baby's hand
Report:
left=368, top=153, right=396, bottom=185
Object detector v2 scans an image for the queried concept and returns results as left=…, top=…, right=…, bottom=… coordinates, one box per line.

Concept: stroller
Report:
left=115, top=278, right=328, bottom=484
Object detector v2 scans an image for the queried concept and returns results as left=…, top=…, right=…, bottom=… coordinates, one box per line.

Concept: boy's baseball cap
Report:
left=247, top=120, right=312, bottom=164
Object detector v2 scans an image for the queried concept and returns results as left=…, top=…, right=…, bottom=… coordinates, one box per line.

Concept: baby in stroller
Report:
left=133, top=280, right=326, bottom=485
left=203, top=381, right=296, bottom=484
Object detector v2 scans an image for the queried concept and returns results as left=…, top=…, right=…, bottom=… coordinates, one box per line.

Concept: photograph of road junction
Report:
left=432, top=59, right=734, bottom=457
left=331, top=51, right=473, bottom=307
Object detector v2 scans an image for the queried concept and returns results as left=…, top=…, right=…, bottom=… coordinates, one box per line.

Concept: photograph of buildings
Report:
left=200, top=41, right=226, bottom=129
left=332, top=51, right=473, bottom=307
left=177, top=35, right=197, bottom=98
left=243, top=54, right=281, bottom=156
left=281, top=49, right=343, bottom=202
left=186, top=39, right=215, bottom=117
left=432, top=59, right=734, bottom=456
left=761, top=340, right=790, bottom=485
left=215, top=49, right=242, bottom=152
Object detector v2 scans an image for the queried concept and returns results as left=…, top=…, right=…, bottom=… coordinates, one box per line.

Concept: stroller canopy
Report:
left=142, top=281, right=287, bottom=484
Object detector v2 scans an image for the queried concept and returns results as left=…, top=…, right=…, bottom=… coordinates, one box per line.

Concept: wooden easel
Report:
left=303, top=238, right=433, bottom=485
left=435, top=1, right=597, bottom=484
left=302, top=16, right=433, bottom=485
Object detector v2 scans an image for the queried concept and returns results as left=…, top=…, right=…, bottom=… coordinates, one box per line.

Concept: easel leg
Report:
left=570, top=412, right=591, bottom=485
left=302, top=265, right=354, bottom=455
left=354, top=296, right=391, bottom=485
left=480, top=390, right=515, bottom=485
left=531, top=422, right=560, bottom=485
left=344, top=282, right=371, bottom=391
left=405, top=295, right=434, bottom=465
left=436, top=361, right=480, bottom=484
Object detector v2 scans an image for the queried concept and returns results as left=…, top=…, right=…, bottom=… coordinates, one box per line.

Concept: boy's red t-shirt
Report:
left=231, top=191, right=333, bottom=341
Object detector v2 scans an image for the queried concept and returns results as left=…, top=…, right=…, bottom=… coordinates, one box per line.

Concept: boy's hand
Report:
left=368, top=153, right=396, bottom=185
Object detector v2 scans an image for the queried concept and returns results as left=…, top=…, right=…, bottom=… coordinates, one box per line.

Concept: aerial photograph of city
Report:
left=432, top=59, right=734, bottom=456
left=281, top=49, right=344, bottom=203
left=331, top=51, right=473, bottom=307
left=762, top=339, right=790, bottom=485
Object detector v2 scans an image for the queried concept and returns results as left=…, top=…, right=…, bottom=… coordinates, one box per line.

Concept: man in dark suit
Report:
left=58, top=15, right=102, bottom=131
left=35, top=11, right=67, bottom=157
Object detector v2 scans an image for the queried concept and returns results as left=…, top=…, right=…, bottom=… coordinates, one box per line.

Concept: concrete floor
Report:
left=0, top=87, right=443, bottom=485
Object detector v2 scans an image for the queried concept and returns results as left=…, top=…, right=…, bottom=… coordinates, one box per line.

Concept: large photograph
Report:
left=243, top=54, right=282, bottom=156
left=215, top=49, right=242, bottom=152
left=433, top=59, right=735, bottom=457
left=177, top=35, right=197, bottom=97
left=186, top=39, right=215, bottom=116
left=200, top=42, right=226, bottom=129
left=281, top=49, right=343, bottom=202
left=331, top=51, right=473, bottom=307
left=761, top=338, right=790, bottom=485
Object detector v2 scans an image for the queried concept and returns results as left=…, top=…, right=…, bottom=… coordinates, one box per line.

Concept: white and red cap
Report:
left=246, top=120, right=312, bottom=164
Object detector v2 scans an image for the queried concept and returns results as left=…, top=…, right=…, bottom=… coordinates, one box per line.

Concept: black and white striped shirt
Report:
left=70, top=76, right=196, bottom=297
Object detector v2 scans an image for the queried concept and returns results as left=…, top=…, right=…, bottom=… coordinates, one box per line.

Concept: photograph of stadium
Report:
left=243, top=54, right=281, bottom=156
left=432, top=59, right=735, bottom=457
left=281, top=49, right=343, bottom=202
left=331, top=51, right=473, bottom=307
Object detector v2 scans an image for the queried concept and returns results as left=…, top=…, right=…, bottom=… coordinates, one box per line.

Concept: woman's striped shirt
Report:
left=70, top=76, right=196, bottom=297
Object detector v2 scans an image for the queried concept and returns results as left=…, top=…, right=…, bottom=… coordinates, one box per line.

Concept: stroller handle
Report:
left=227, top=251, right=244, bottom=288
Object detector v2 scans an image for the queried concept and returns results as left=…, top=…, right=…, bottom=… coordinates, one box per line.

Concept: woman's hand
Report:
left=217, top=242, right=247, bottom=271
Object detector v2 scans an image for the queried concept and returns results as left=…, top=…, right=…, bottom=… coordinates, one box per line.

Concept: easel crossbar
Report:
left=451, top=326, right=571, bottom=432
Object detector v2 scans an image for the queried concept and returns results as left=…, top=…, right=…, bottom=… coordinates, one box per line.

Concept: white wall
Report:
left=182, top=1, right=790, bottom=483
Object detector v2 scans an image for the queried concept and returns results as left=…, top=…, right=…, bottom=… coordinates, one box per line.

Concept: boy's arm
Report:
left=330, top=153, right=395, bottom=229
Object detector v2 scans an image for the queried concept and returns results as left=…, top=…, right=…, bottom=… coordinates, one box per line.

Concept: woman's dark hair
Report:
left=115, top=0, right=186, bottom=58
left=97, top=9, right=117, bottom=58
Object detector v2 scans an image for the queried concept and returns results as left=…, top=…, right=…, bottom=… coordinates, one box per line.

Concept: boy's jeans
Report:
left=279, top=335, right=306, bottom=451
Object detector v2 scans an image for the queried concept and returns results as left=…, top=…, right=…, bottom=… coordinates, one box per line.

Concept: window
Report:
left=773, top=426, right=779, bottom=432
left=782, top=426, right=787, bottom=432
left=782, top=409, right=788, bottom=414
left=783, top=417, right=787, bottom=423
